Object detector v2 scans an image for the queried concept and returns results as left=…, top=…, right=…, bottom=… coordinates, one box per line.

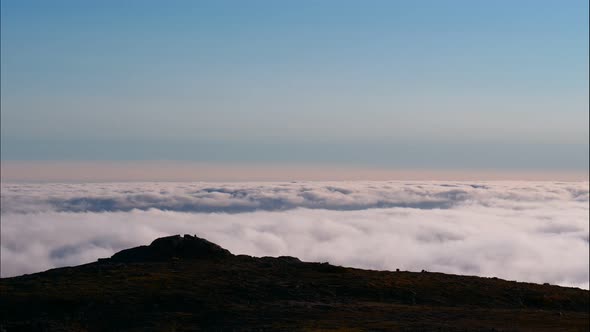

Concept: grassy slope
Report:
left=1, top=240, right=588, bottom=331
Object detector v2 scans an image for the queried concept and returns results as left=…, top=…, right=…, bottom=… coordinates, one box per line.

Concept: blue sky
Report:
left=1, top=0, right=588, bottom=171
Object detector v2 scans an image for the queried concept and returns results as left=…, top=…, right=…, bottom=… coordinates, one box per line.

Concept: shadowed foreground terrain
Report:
left=1, top=235, right=588, bottom=331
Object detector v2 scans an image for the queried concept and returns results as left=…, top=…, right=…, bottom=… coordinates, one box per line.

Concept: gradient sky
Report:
left=1, top=0, right=588, bottom=172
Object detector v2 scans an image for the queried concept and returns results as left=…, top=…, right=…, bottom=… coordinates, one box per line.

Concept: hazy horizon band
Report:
left=1, top=161, right=587, bottom=182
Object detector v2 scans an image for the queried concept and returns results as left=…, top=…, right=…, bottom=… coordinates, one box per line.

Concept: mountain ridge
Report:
left=1, top=234, right=588, bottom=331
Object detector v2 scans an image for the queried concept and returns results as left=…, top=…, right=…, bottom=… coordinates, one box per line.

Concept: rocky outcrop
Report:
left=110, top=234, right=232, bottom=262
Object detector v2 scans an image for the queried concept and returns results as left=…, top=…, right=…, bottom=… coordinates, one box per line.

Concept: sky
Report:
left=1, top=0, right=589, bottom=178
left=1, top=1, right=588, bottom=287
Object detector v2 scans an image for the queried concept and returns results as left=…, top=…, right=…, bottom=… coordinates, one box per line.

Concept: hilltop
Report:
left=1, top=234, right=588, bottom=331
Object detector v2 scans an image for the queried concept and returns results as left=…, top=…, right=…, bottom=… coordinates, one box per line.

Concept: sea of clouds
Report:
left=1, top=181, right=588, bottom=288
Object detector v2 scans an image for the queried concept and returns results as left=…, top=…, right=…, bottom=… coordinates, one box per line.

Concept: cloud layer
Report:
left=2, top=181, right=588, bottom=214
left=1, top=181, right=588, bottom=289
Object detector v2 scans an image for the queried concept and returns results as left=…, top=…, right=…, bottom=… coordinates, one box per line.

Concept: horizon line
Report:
left=1, top=161, right=588, bottom=182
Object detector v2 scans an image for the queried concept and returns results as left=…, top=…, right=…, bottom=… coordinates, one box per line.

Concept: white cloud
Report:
left=2, top=181, right=588, bottom=213
left=1, top=181, right=588, bottom=289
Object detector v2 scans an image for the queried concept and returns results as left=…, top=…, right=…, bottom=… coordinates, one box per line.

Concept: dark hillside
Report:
left=1, top=234, right=588, bottom=331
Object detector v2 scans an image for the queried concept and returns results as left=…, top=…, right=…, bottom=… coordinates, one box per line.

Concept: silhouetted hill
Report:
left=110, top=234, right=232, bottom=262
left=1, top=234, right=588, bottom=331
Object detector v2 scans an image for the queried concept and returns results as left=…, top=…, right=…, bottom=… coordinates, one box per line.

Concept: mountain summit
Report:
left=110, top=234, right=232, bottom=262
